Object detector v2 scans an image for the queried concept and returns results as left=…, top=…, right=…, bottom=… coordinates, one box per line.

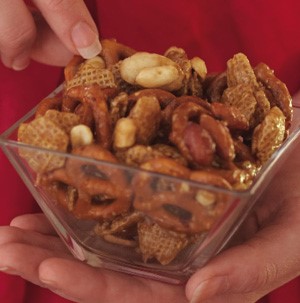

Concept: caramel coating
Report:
left=35, top=95, right=63, bottom=117
left=138, top=221, right=190, bottom=264
left=226, top=53, right=258, bottom=88
left=101, top=39, right=137, bottom=67
left=252, top=106, right=286, bottom=163
left=17, top=41, right=293, bottom=265
left=65, top=84, right=114, bottom=149
left=254, top=62, right=293, bottom=128
left=133, top=158, right=228, bottom=233
left=169, top=101, right=211, bottom=164
left=43, top=144, right=132, bottom=220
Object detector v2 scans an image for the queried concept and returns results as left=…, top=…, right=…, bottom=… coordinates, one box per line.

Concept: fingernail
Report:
left=1, top=55, right=30, bottom=71
left=191, top=276, right=228, bottom=303
left=12, top=57, right=30, bottom=71
left=0, top=266, right=19, bottom=275
left=71, top=21, right=102, bottom=59
left=0, top=266, right=11, bottom=272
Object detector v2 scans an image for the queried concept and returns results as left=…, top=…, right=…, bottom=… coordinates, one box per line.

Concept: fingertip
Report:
left=38, top=258, right=94, bottom=302
left=11, top=57, right=31, bottom=71
left=9, top=214, right=34, bottom=228
left=76, top=38, right=102, bottom=59
left=0, top=1, right=36, bottom=70
left=38, top=257, right=85, bottom=284
left=39, top=259, right=81, bottom=302
left=9, top=215, right=27, bottom=228
left=1, top=54, right=30, bottom=71
left=38, top=257, right=61, bottom=286
left=188, top=276, right=229, bottom=303
left=185, top=247, right=246, bottom=301
left=71, top=21, right=102, bottom=59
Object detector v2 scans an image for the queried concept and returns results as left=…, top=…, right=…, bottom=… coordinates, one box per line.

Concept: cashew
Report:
left=195, top=190, right=216, bottom=207
left=70, top=124, right=94, bottom=147
left=129, top=96, right=162, bottom=144
left=120, top=52, right=184, bottom=91
left=190, top=57, right=207, bottom=79
left=113, top=117, right=137, bottom=149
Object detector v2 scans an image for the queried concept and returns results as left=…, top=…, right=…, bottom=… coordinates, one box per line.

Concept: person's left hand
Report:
left=0, top=213, right=188, bottom=303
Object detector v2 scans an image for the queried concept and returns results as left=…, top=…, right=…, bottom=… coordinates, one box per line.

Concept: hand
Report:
left=185, top=104, right=300, bottom=302
left=0, top=213, right=188, bottom=303
left=0, top=0, right=101, bottom=70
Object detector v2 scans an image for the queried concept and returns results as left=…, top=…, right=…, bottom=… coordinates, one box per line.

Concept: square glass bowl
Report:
left=1, top=87, right=300, bottom=284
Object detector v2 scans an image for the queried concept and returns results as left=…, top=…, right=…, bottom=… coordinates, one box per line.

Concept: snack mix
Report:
left=18, top=39, right=293, bottom=265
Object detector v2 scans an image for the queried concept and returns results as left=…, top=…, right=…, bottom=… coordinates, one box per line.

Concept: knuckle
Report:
left=259, top=261, right=279, bottom=287
left=243, top=242, right=279, bottom=291
left=0, top=227, right=23, bottom=245
left=43, top=0, right=68, bottom=12
left=0, top=242, right=26, bottom=266
left=0, top=24, right=35, bottom=54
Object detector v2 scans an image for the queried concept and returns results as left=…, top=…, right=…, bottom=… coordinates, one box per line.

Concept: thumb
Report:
left=185, top=197, right=300, bottom=303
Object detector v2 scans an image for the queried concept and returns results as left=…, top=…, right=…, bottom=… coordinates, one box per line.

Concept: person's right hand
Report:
left=0, top=0, right=102, bottom=70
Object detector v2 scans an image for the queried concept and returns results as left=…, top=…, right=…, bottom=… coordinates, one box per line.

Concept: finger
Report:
left=0, top=0, right=35, bottom=70
left=39, top=258, right=187, bottom=303
left=10, top=213, right=58, bottom=236
left=186, top=196, right=300, bottom=303
left=32, top=0, right=101, bottom=59
left=0, top=226, right=68, bottom=253
left=29, top=9, right=74, bottom=66
left=0, top=243, right=70, bottom=287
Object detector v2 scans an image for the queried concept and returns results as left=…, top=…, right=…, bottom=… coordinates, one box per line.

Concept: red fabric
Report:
left=0, top=63, right=70, bottom=303
left=97, top=0, right=300, bottom=94
left=0, top=0, right=299, bottom=302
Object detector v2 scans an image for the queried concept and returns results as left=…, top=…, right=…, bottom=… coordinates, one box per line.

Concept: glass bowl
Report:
left=1, top=87, right=300, bottom=284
